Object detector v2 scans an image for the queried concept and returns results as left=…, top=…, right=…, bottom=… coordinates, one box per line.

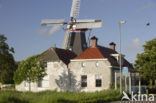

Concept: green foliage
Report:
left=135, top=38, right=156, bottom=86
left=14, top=55, right=46, bottom=85
left=0, top=34, right=17, bottom=84
left=109, top=83, right=115, bottom=89
left=0, top=90, right=122, bottom=103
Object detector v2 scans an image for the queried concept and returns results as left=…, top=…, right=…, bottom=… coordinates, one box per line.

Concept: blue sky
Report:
left=0, top=0, right=156, bottom=63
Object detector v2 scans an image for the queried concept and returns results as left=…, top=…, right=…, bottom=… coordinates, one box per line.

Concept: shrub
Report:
left=0, top=90, right=122, bottom=103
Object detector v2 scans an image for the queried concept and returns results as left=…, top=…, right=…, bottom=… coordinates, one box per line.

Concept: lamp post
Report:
left=119, top=21, right=126, bottom=93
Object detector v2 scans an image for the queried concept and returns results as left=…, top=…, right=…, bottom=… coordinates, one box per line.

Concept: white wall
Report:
left=16, top=59, right=115, bottom=92
left=69, top=59, right=113, bottom=92
left=16, top=61, right=69, bottom=92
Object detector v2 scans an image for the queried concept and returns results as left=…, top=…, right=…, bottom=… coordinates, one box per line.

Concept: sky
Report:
left=0, top=0, right=156, bottom=63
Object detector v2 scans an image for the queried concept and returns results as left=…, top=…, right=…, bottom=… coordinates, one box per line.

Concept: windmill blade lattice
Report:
left=70, top=0, right=81, bottom=18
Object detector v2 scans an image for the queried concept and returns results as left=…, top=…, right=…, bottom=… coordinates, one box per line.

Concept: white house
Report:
left=16, top=36, right=133, bottom=92
left=68, top=36, right=134, bottom=92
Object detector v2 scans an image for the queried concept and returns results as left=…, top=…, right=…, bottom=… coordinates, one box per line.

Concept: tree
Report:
left=135, top=38, right=156, bottom=87
left=14, top=55, right=46, bottom=91
left=55, top=69, right=82, bottom=92
left=0, top=34, right=17, bottom=84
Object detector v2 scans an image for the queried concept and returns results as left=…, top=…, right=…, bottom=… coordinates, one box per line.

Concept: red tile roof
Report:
left=74, top=45, right=133, bottom=68
left=74, top=47, right=104, bottom=59
left=75, top=45, right=116, bottom=59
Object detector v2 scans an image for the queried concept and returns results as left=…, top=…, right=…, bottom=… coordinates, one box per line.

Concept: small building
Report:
left=16, top=47, right=76, bottom=92
left=68, top=36, right=133, bottom=92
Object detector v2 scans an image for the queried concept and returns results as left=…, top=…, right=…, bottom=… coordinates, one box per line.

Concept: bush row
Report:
left=0, top=90, right=122, bottom=103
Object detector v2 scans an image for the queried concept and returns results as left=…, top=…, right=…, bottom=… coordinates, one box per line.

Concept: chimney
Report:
left=91, top=36, right=98, bottom=47
left=109, top=42, right=116, bottom=50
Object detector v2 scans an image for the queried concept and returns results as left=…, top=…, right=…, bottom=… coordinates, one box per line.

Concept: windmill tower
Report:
left=41, top=0, right=102, bottom=55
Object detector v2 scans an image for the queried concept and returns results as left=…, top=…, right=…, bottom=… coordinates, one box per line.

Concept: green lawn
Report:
left=0, top=90, right=122, bottom=103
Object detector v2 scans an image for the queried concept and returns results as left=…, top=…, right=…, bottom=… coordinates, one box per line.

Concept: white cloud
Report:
left=49, top=25, right=62, bottom=35
left=37, top=24, right=62, bottom=36
left=37, top=28, right=48, bottom=35
left=136, top=2, right=156, bottom=12
left=133, top=38, right=142, bottom=49
left=123, top=38, right=143, bottom=63
left=124, top=38, right=142, bottom=52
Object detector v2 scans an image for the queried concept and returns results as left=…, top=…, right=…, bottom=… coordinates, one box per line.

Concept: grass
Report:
left=0, top=90, right=122, bottom=103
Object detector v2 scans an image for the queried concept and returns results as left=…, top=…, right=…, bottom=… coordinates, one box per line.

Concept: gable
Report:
left=38, top=47, right=77, bottom=65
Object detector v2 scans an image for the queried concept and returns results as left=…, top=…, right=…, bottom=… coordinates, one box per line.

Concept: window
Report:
left=96, top=79, right=102, bottom=87
left=95, top=75, right=102, bottom=87
left=81, top=75, right=87, bottom=87
left=38, top=81, right=42, bottom=87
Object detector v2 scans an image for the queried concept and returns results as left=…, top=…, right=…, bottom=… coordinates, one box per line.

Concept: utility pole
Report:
left=118, top=21, right=126, bottom=93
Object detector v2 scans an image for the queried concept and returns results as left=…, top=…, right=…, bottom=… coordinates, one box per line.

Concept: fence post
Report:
left=129, top=72, right=131, bottom=94
left=115, top=72, right=117, bottom=90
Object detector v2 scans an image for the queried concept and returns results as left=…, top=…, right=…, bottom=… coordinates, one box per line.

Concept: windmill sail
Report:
left=41, top=19, right=66, bottom=26
left=62, top=30, right=70, bottom=49
left=41, top=0, right=103, bottom=55
left=75, top=19, right=102, bottom=29
left=70, top=0, right=80, bottom=18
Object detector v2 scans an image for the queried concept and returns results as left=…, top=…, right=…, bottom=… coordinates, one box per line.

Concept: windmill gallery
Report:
left=16, top=0, right=134, bottom=92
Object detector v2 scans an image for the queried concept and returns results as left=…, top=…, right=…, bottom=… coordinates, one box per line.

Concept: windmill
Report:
left=41, top=0, right=102, bottom=55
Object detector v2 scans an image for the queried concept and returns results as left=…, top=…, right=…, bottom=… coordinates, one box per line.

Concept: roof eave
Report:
left=71, top=58, right=108, bottom=62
